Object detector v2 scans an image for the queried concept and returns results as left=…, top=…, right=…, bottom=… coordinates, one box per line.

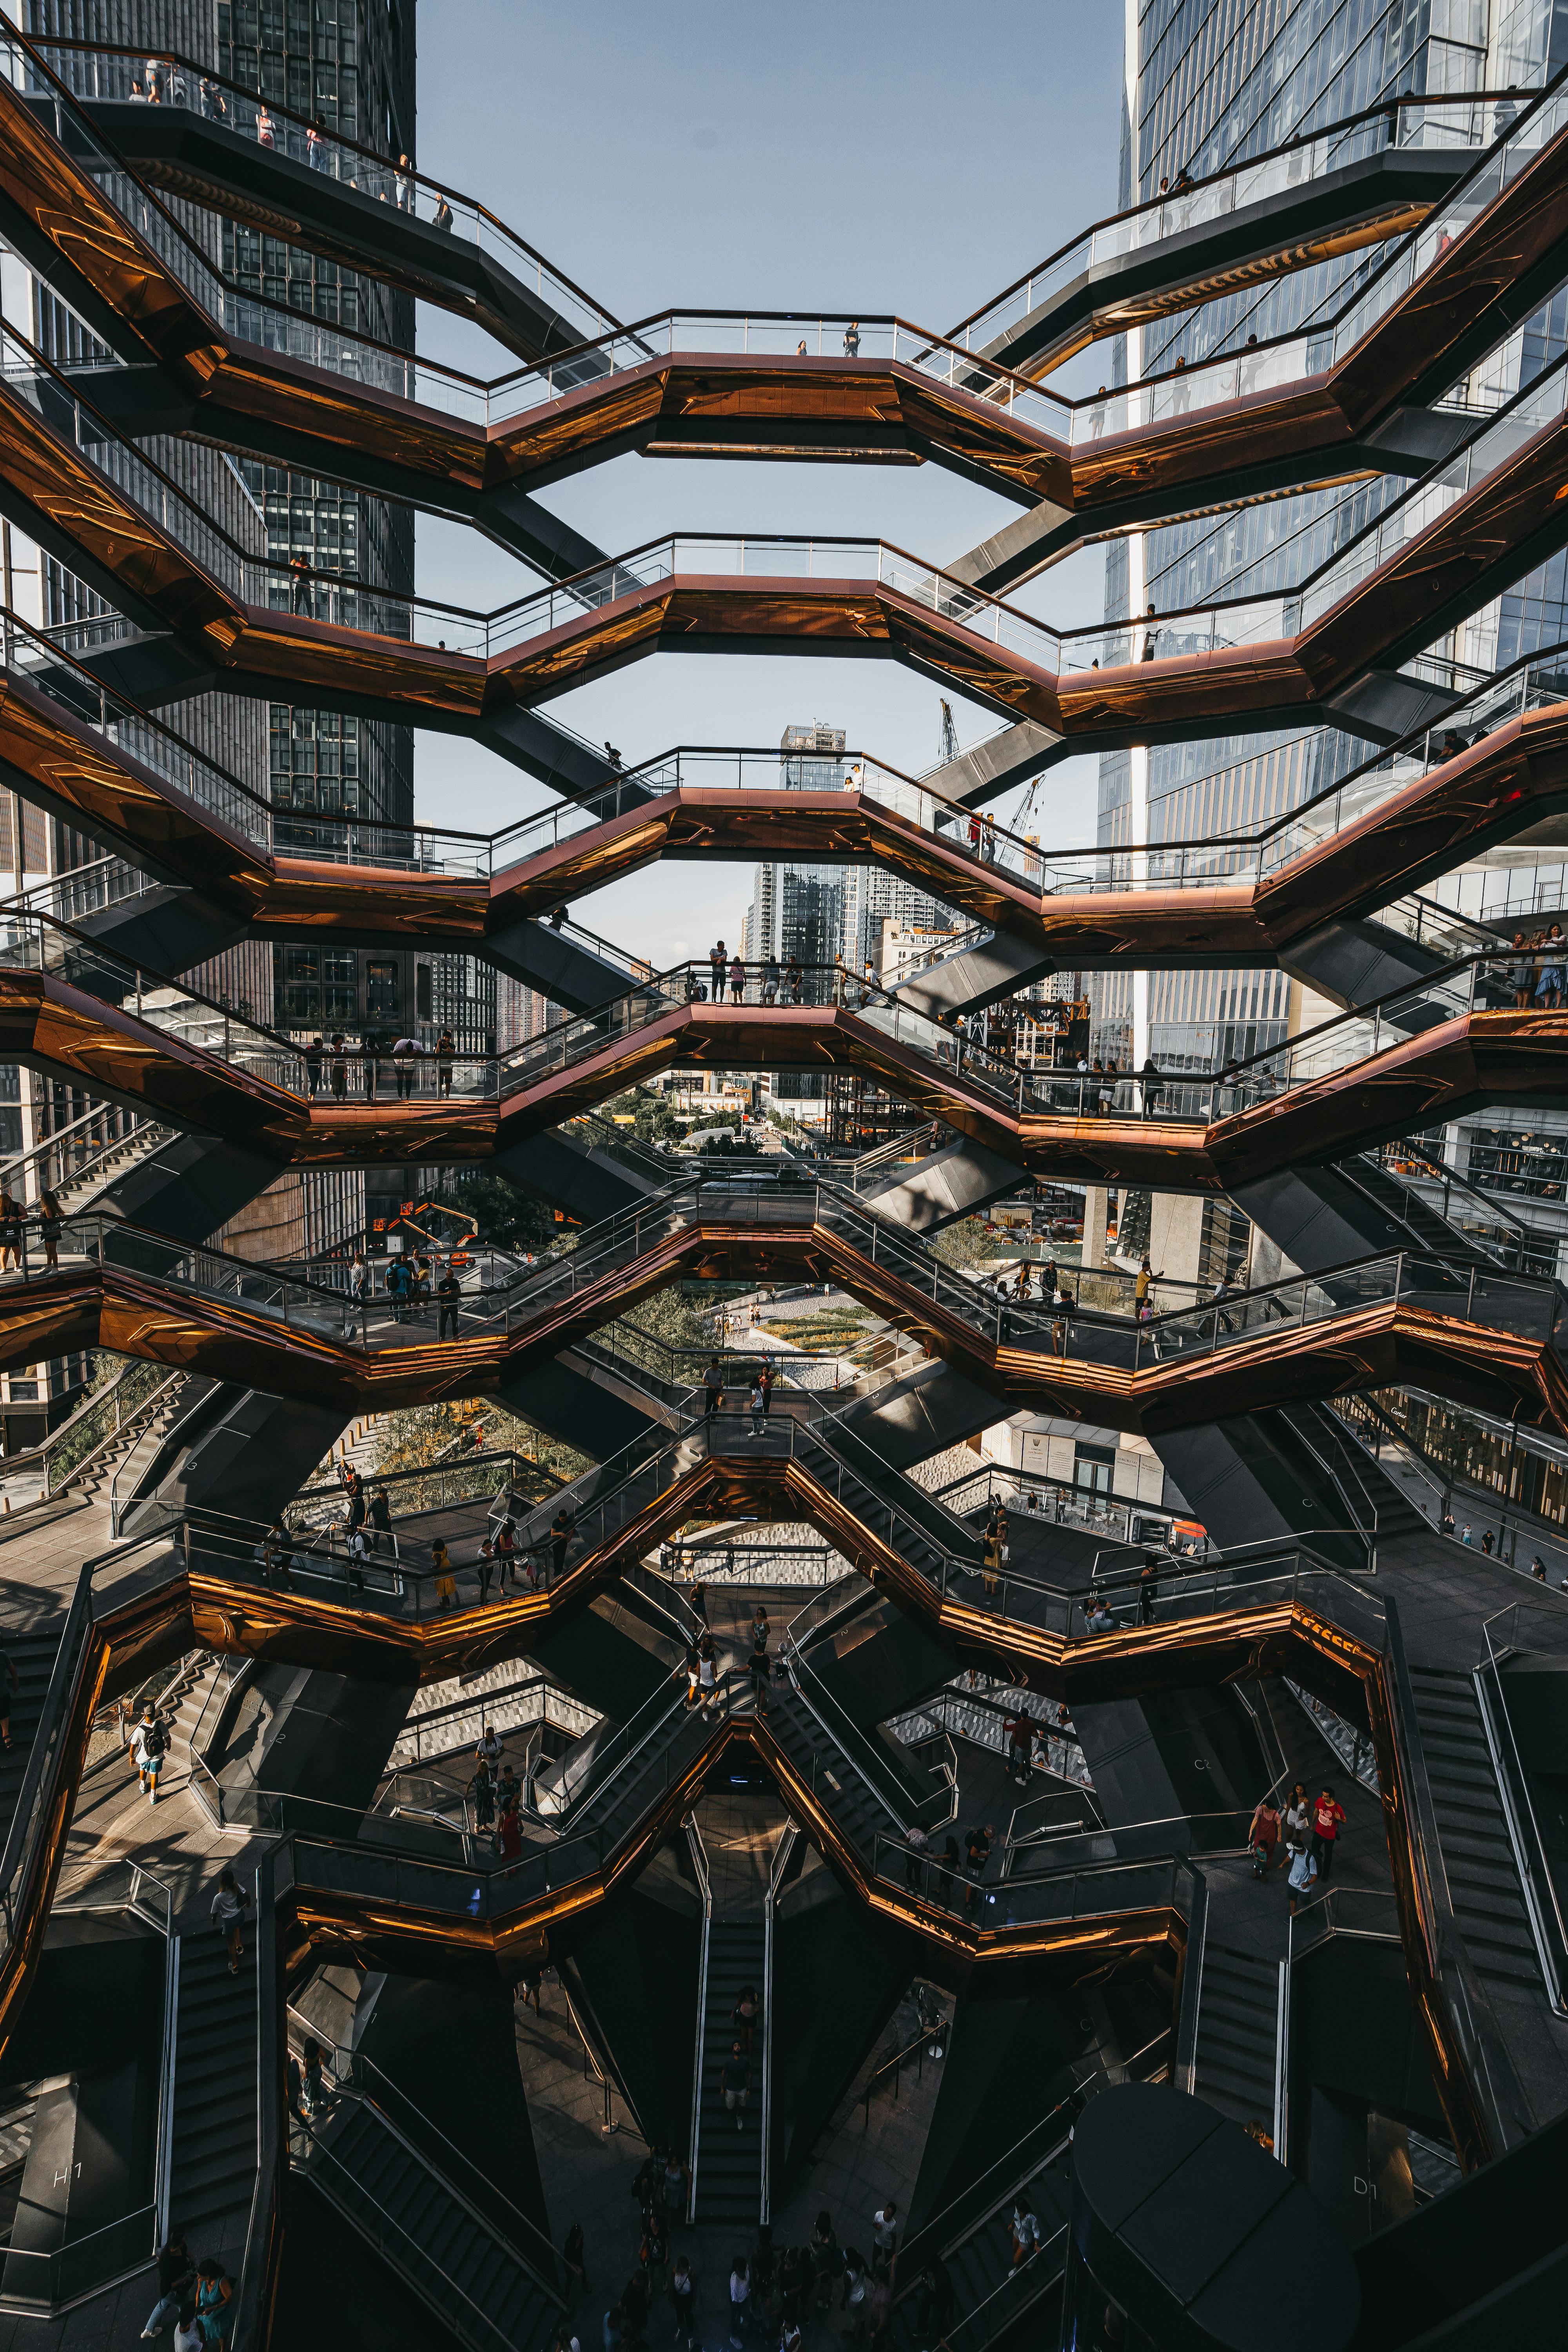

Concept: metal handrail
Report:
left=683, top=1816, right=712, bottom=2225
left=15, top=24, right=627, bottom=335
left=288, top=2004, right=568, bottom=2284
left=786, top=1654, right=956, bottom=1837
left=2, top=1359, right=182, bottom=1498
left=893, top=2014, right=1173, bottom=2291
left=759, top=1821, right=797, bottom=2225
left=1373, top=1136, right=1540, bottom=1264
left=293, top=2120, right=540, bottom=2352
left=946, top=79, right=1550, bottom=341
left=1276, top=1888, right=1403, bottom=2162
left=1477, top=1605, right=1568, bottom=2010
left=1002, top=1796, right=1257, bottom=1866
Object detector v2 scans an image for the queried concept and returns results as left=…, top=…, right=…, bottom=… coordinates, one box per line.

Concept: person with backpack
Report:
left=641, top=2216, right=669, bottom=2294
left=211, top=1867, right=250, bottom=1975
left=132, top=1704, right=169, bottom=1804
left=1248, top=1795, right=1280, bottom=1880
left=469, top=1760, right=497, bottom=1838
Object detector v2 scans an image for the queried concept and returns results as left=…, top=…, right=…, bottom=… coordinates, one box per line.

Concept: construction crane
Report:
left=938, top=698, right=960, bottom=767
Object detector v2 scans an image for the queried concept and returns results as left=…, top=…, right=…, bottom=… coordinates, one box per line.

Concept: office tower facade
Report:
left=745, top=723, right=956, bottom=977
left=0, top=1, right=387, bottom=1441
left=746, top=723, right=849, bottom=975
left=1093, top=0, right=1530, bottom=1078
left=218, top=0, right=417, bottom=847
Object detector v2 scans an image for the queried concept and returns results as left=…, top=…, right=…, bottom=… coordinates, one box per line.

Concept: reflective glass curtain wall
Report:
left=218, top=0, right=417, bottom=842
left=1093, top=0, right=1515, bottom=1072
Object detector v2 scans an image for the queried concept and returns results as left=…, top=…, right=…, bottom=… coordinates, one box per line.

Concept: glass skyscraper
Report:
left=1094, top=0, right=1568, bottom=1077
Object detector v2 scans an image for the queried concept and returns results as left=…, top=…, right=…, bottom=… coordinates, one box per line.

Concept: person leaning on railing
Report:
left=36, top=1189, right=62, bottom=1269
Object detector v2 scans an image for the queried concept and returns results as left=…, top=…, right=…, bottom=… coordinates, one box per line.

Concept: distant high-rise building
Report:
left=746, top=723, right=956, bottom=975
left=746, top=724, right=848, bottom=975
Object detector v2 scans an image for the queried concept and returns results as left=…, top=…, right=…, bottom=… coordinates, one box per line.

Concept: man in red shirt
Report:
left=1309, top=1786, right=1347, bottom=1881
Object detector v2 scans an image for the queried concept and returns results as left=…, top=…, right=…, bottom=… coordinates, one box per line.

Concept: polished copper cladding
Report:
left=0, top=1469, right=1487, bottom=2165
left=3, top=62, right=1567, bottom=565
left=1, top=1205, right=1562, bottom=1445
left=5, top=969, right=1568, bottom=1196
left=0, top=31, right=1544, bottom=2206
left=5, top=661, right=1568, bottom=973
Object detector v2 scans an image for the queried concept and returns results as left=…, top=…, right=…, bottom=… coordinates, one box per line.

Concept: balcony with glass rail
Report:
left=5, top=26, right=624, bottom=355
left=20, top=17, right=1556, bottom=495
left=1026, top=947, right=1552, bottom=1125
left=948, top=88, right=1541, bottom=370
left=11, top=21, right=1565, bottom=564
left=14, top=218, right=1568, bottom=710
left=12, top=607, right=1567, bottom=957
left=1046, top=71, right=1568, bottom=443
left=0, top=906, right=501, bottom=1103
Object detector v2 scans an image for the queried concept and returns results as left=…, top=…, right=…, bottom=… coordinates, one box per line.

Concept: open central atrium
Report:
left=0, top=2, right=1563, bottom=2347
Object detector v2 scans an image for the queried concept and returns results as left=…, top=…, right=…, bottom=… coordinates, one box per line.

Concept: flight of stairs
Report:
left=305, top=2092, right=562, bottom=2352
left=693, top=1917, right=766, bottom=2225
left=1339, top=1155, right=1493, bottom=1265
left=1406, top=1662, right=1543, bottom=1995
left=167, top=1926, right=260, bottom=2234
left=893, top=2147, right=1073, bottom=2352
left=166, top=1654, right=230, bottom=1793
left=1192, top=1943, right=1279, bottom=2133
left=767, top=1688, right=887, bottom=1866
left=69, top=1373, right=189, bottom=1503
left=51, top=1119, right=179, bottom=1215
left=0, top=1630, right=67, bottom=1851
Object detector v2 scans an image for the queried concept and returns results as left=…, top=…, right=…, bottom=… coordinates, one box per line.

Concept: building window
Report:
left=367, top=961, right=400, bottom=1019
left=1074, top=1441, right=1115, bottom=1496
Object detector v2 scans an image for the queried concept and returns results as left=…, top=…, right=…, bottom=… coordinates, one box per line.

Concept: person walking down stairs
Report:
left=210, top=1868, right=249, bottom=1976
left=132, top=1703, right=169, bottom=1804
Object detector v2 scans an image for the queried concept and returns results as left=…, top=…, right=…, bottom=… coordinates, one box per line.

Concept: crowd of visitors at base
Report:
left=543, top=2146, right=980, bottom=2352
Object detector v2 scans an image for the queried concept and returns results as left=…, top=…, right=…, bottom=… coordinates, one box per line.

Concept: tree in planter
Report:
left=435, top=1174, right=562, bottom=1254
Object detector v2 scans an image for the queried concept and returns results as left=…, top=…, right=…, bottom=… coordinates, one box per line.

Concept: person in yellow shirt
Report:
left=430, top=1538, right=456, bottom=1609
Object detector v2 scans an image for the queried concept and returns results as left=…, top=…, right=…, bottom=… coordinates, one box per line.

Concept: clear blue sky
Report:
left=412, top=1, right=1125, bottom=966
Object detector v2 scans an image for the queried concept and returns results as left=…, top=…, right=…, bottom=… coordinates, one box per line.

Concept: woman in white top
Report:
left=728, top=2260, right=750, bottom=2350
left=1281, top=1781, right=1310, bottom=1872
left=1009, top=2195, right=1044, bottom=2270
